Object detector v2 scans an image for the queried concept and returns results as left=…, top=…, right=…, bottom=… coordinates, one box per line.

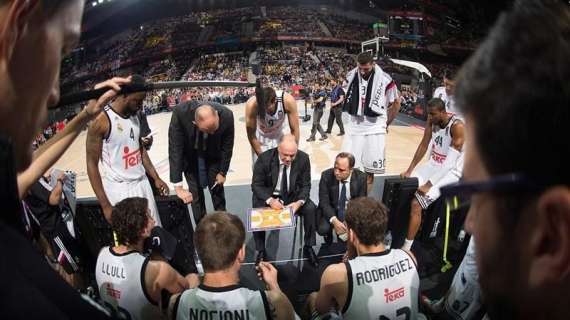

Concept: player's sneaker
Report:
left=421, top=294, right=444, bottom=314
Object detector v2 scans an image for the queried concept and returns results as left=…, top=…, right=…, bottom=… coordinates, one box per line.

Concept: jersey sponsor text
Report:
left=122, top=146, right=142, bottom=170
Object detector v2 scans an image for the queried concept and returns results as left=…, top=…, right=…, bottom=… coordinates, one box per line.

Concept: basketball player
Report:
left=400, top=98, right=464, bottom=251
left=342, top=52, right=400, bottom=192
left=169, top=212, right=295, bottom=320
left=96, top=197, right=192, bottom=319
left=421, top=238, right=484, bottom=320
left=87, top=75, right=169, bottom=225
left=433, top=70, right=462, bottom=119
left=245, top=82, right=300, bottom=164
left=16, top=76, right=131, bottom=199
left=308, top=197, right=422, bottom=319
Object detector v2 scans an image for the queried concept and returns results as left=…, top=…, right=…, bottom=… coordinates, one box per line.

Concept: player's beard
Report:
left=127, top=104, right=141, bottom=117
left=361, top=71, right=372, bottom=81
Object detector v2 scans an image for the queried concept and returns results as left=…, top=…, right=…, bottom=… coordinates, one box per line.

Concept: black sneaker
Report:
left=303, top=246, right=319, bottom=267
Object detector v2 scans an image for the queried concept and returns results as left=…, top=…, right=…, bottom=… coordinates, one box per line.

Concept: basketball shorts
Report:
left=252, top=131, right=283, bottom=166
left=444, top=238, right=483, bottom=319
left=342, top=133, right=386, bottom=174
left=412, top=162, right=460, bottom=209
left=102, top=176, right=161, bottom=226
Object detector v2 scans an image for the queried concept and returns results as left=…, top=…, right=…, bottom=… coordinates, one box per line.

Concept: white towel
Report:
left=345, top=64, right=392, bottom=116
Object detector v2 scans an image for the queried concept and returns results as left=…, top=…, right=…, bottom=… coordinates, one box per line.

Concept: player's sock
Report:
left=402, top=239, right=414, bottom=251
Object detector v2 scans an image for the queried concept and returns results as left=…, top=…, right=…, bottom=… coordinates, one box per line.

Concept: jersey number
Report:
left=435, top=135, right=443, bottom=148
left=452, top=300, right=470, bottom=314
left=379, top=306, right=411, bottom=320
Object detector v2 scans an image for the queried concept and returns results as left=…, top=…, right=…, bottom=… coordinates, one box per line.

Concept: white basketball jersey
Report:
left=349, top=73, right=395, bottom=136
left=434, top=87, right=463, bottom=120
left=444, top=238, right=483, bottom=319
left=256, top=90, right=286, bottom=139
left=343, top=249, right=420, bottom=320
left=357, top=77, right=369, bottom=116
left=95, top=247, right=161, bottom=320
left=175, top=285, right=271, bottom=320
left=429, top=115, right=461, bottom=166
left=101, top=107, right=146, bottom=182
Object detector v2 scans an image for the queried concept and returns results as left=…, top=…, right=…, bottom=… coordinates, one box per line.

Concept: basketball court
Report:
left=53, top=100, right=426, bottom=198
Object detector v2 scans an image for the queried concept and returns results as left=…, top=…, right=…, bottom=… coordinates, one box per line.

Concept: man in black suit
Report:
left=317, top=152, right=367, bottom=244
left=169, top=101, right=234, bottom=224
left=252, top=134, right=318, bottom=266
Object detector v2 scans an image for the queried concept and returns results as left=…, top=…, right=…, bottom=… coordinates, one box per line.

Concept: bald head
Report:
left=278, top=134, right=298, bottom=166
left=194, top=104, right=219, bottom=134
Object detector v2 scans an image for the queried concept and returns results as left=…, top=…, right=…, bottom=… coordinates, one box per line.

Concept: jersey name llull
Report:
left=100, top=262, right=126, bottom=279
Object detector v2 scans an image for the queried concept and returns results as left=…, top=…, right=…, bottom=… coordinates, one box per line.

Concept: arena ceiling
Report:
left=81, top=0, right=511, bottom=40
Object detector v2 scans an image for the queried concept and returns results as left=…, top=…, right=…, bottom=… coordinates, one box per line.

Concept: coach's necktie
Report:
left=338, top=181, right=347, bottom=221
left=280, top=164, right=288, bottom=204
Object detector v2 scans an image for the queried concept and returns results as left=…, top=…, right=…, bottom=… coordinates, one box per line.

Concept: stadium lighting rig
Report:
left=92, top=0, right=113, bottom=7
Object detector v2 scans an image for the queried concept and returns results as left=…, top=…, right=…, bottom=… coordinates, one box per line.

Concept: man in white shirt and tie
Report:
left=317, top=152, right=368, bottom=244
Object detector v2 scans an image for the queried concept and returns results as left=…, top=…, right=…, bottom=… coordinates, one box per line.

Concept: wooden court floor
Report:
left=52, top=100, right=425, bottom=199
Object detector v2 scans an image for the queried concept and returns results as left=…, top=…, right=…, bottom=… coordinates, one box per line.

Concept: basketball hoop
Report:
left=361, top=37, right=389, bottom=60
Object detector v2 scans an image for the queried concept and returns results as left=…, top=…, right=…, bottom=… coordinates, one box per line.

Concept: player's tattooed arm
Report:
left=268, top=298, right=278, bottom=319
left=266, top=290, right=295, bottom=320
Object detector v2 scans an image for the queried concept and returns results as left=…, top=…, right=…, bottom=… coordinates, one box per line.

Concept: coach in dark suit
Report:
left=169, top=101, right=234, bottom=224
left=252, top=134, right=318, bottom=266
left=318, top=152, right=367, bottom=244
